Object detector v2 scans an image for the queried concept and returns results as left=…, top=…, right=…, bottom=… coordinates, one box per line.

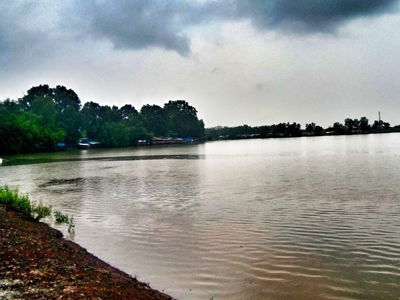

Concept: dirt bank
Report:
left=0, top=204, right=176, bottom=300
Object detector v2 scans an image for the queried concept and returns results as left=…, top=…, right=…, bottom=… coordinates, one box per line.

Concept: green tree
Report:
left=286, top=122, right=301, bottom=137
left=81, top=101, right=102, bottom=138
left=163, top=100, right=204, bottom=137
left=19, top=85, right=83, bottom=144
left=52, top=86, right=82, bottom=144
left=314, top=125, right=323, bottom=135
left=53, top=85, right=81, bottom=114
left=99, top=122, right=130, bottom=147
left=0, top=98, right=64, bottom=153
left=31, top=96, right=57, bottom=129
left=19, top=84, right=52, bottom=110
left=344, top=118, right=354, bottom=132
left=359, top=117, right=370, bottom=132
left=333, top=122, right=346, bottom=135
left=120, top=104, right=138, bottom=120
left=140, top=104, right=168, bottom=136
left=305, top=122, right=316, bottom=133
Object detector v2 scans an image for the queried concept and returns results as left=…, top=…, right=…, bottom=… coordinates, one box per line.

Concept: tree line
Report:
left=205, top=117, right=399, bottom=141
left=0, top=85, right=205, bottom=154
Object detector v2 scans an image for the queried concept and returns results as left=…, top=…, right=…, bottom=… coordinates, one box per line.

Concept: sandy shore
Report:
left=0, top=204, right=176, bottom=300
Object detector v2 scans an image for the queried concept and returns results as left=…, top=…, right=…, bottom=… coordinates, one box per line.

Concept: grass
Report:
left=0, top=185, right=51, bottom=221
left=0, top=186, right=73, bottom=233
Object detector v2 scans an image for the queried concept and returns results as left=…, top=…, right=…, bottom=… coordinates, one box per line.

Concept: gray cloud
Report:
left=0, top=2, right=49, bottom=67
left=0, top=0, right=399, bottom=59
left=81, top=0, right=400, bottom=54
left=237, top=0, right=399, bottom=32
left=84, top=0, right=226, bottom=56
left=87, top=1, right=191, bottom=56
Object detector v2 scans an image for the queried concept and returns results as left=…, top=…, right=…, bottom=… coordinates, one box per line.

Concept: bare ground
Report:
left=0, top=204, right=176, bottom=300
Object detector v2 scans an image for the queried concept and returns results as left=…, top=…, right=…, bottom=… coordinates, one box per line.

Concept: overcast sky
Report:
left=1, top=0, right=400, bottom=128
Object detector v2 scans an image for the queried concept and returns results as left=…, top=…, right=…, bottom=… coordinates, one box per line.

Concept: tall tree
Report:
left=19, top=84, right=52, bottom=110
left=163, top=100, right=204, bottom=137
left=120, top=104, right=138, bottom=120
left=344, top=118, right=355, bottom=132
left=140, top=104, right=168, bottom=136
left=305, top=122, right=316, bottom=133
left=360, top=117, right=370, bottom=132
left=53, top=85, right=81, bottom=114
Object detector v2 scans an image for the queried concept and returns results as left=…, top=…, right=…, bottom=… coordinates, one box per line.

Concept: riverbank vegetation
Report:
left=2, top=84, right=399, bottom=154
left=0, top=186, right=51, bottom=221
left=0, top=85, right=205, bottom=154
left=205, top=117, right=400, bottom=141
left=0, top=186, right=73, bottom=233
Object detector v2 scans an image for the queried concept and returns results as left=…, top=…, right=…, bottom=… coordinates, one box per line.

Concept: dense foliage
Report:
left=0, top=85, right=205, bottom=154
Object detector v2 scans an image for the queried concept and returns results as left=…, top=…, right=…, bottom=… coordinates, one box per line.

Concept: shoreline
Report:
left=0, top=204, right=175, bottom=300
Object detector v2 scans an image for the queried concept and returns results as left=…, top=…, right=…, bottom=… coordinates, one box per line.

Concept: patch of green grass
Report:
left=0, top=186, right=51, bottom=221
left=1, top=185, right=74, bottom=234
left=0, top=186, right=20, bottom=205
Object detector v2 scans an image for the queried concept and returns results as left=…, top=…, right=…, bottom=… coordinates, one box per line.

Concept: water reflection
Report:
left=0, top=153, right=206, bottom=166
left=1, top=135, right=400, bottom=300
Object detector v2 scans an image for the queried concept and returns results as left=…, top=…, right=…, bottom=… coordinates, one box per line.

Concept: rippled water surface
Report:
left=1, top=134, right=400, bottom=300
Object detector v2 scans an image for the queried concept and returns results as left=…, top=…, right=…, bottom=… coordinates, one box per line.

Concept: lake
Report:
left=1, top=134, right=400, bottom=300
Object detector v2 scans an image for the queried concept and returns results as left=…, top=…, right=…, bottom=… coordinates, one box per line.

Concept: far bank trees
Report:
left=0, top=85, right=205, bottom=154
left=206, top=116, right=399, bottom=141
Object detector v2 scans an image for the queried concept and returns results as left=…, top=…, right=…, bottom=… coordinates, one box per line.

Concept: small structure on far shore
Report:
left=152, top=137, right=196, bottom=145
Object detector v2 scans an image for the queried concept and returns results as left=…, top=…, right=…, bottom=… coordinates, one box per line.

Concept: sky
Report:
left=1, top=0, right=400, bottom=128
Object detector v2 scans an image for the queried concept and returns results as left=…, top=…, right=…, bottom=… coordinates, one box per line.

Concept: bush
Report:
left=54, top=209, right=75, bottom=235
left=54, top=210, right=69, bottom=223
left=14, top=194, right=32, bottom=216
left=32, top=201, right=52, bottom=221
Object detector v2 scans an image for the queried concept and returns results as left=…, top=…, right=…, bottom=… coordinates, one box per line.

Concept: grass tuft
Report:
left=1, top=186, right=53, bottom=221
left=1, top=185, right=74, bottom=233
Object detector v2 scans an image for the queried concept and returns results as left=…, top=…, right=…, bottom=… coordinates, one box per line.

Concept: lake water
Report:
left=1, top=134, right=400, bottom=300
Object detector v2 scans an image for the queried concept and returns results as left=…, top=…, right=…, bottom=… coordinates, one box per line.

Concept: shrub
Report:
left=54, top=210, right=69, bottom=223
left=32, top=201, right=52, bottom=221
left=14, top=194, right=32, bottom=216
left=54, top=209, right=75, bottom=235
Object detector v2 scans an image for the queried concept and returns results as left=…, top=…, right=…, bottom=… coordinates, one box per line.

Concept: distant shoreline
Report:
left=206, top=128, right=400, bottom=142
left=1, top=131, right=399, bottom=164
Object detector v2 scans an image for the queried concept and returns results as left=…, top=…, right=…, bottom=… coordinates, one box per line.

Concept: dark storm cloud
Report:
left=236, top=0, right=399, bottom=32
left=83, top=0, right=399, bottom=55
left=0, top=0, right=398, bottom=59
left=85, top=0, right=225, bottom=56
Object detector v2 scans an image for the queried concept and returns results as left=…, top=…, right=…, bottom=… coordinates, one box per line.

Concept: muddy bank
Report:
left=0, top=204, right=175, bottom=299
